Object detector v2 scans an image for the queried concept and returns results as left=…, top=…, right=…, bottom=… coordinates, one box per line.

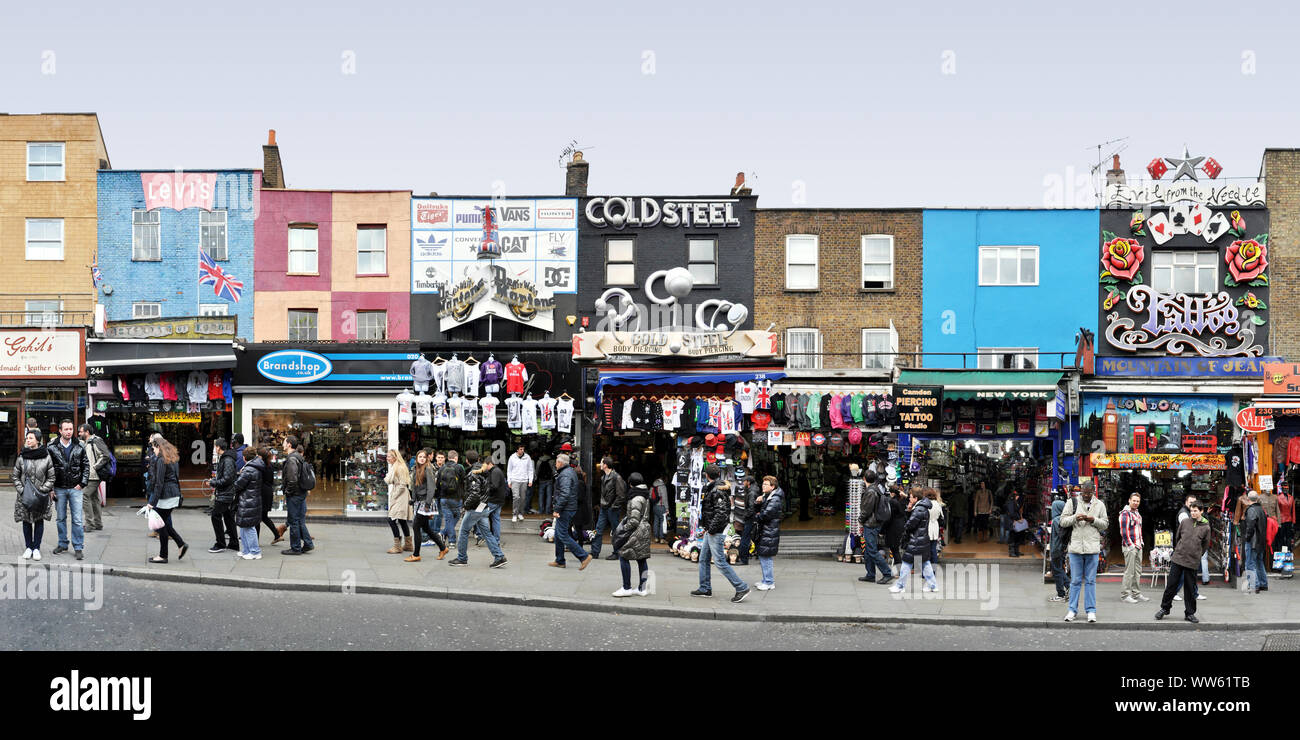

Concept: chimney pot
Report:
left=268, top=129, right=277, bottom=146
left=1112, top=154, right=1120, bottom=169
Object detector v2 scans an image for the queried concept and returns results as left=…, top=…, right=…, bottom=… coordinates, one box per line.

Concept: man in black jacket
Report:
left=592, top=457, right=627, bottom=560
left=691, top=465, right=750, bottom=603
left=857, top=470, right=894, bottom=585
left=436, top=451, right=465, bottom=547
left=48, top=419, right=90, bottom=559
left=548, top=453, right=593, bottom=569
left=207, top=438, right=240, bottom=553
left=280, top=436, right=315, bottom=555
left=447, top=451, right=508, bottom=568
left=1242, top=491, right=1270, bottom=593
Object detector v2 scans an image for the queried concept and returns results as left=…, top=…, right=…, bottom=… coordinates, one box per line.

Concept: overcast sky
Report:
left=4, top=0, right=1297, bottom=207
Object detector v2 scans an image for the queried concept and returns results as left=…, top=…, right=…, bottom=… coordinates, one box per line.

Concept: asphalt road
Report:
left=0, top=575, right=1277, bottom=651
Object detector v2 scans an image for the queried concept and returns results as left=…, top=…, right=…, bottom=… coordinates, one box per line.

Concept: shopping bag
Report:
left=1273, top=549, right=1294, bottom=572
left=145, top=507, right=166, bottom=531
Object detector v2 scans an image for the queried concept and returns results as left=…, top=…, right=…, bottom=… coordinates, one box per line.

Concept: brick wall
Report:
left=1265, top=149, right=1300, bottom=360
left=754, top=209, right=922, bottom=369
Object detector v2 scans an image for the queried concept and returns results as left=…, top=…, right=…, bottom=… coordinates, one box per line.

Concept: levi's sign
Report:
left=256, top=350, right=332, bottom=384
left=584, top=197, right=741, bottom=229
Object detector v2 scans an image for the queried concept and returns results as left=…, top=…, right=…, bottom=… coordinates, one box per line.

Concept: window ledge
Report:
left=784, top=288, right=820, bottom=293
left=286, top=272, right=320, bottom=277
left=859, top=288, right=896, bottom=294
left=131, top=258, right=163, bottom=263
left=357, top=273, right=389, bottom=278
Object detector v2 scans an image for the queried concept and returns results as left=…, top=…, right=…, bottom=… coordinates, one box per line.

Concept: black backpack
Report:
left=298, top=457, right=317, bottom=492
left=873, top=486, right=893, bottom=525
left=438, top=463, right=462, bottom=498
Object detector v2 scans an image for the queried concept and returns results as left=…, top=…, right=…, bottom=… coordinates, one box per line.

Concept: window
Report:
left=687, top=238, right=717, bottom=285
left=357, top=226, right=387, bottom=275
left=25, top=300, right=62, bottom=327
left=25, top=219, right=64, bottom=260
left=861, top=327, right=897, bottom=371
left=979, top=246, right=1038, bottom=286
left=132, top=302, right=161, bottom=319
left=785, top=328, right=822, bottom=370
left=861, top=235, right=895, bottom=290
left=356, top=311, right=387, bottom=341
left=200, top=210, right=228, bottom=260
left=199, top=303, right=229, bottom=316
left=977, top=347, right=1038, bottom=370
left=605, top=238, right=635, bottom=285
left=27, top=142, right=65, bottom=181
left=1153, top=251, right=1217, bottom=295
left=785, top=235, right=818, bottom=290
left=133, top=210, right=161, bottom=261
left=288, top=310, right=318, bottom=341
left=288, top=226, right=319, bottom=274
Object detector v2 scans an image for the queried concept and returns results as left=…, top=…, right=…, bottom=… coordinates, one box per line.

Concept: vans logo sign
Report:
left=256, top=350, right=333, bottom=384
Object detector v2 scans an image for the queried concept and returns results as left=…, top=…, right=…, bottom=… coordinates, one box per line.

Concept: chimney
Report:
left=1105, top=154, right=1125, bottom=188
left=262, top=129, right=285, bottom=188
left=565, top=151, right=589, bottom=197
left=731, top=171, right=752, bottom=196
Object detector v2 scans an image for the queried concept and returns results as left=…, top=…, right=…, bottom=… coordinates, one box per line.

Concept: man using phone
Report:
left=1059, top=480, right=1108, bottom=623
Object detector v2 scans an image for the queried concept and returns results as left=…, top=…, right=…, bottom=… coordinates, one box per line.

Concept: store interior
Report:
left=252, top=409, right=389, bottom=514
left=90, top=411, right=230, bottom=497
left=1093, top=468, right=1231, bottom=574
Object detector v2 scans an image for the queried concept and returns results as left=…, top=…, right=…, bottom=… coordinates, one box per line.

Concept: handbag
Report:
left=1012, top=518, right=1029, bottom=533
left=611, top=518, right=633, bottom=552
left=21, top=478, right=49, bottom=516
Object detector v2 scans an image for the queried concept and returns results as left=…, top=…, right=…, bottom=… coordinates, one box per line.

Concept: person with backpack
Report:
left=448, top=451, right=508, bottom=568
left=231, top=448, right=269, bottom=560
left=77, top=424, right=112, bottom=532
left=206, top=438, right=240, bottom=554
left=1059, top=481, right=1108, bottom=623
left=281, top=436, right=315, bottom=555
left=13, top=429, right=56, bottom=561
left=1048, top=494, right=1070, bottom=602
left=407, top=449, right=449, bottom=562
left=753, top=475, right=785, bottom=590
left=857, top=469, right=894, bottom=585
left=612, top=472, right=653, bottom=597
left=435, top=450, right=464, bottom=548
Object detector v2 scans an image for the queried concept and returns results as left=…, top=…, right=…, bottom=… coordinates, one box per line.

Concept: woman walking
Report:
left=1004, top=489, right=1024, bottom=557
left=232, top=448, right=268, bottom=559
left=13, top=429, right=55, bottom=560
left=407, top=449, right=448, bottom=562
left=889, top=488, right=937, bottom=593
left=612, top=473, right=652, bottom=597
left=258, top=446, right=286, bottom=544
left=147, top=436, right=188, bottom=564
left=385, top=450, right=414, bottom=554
left=927, top=489, right=946, bottom=563
left=753, top=475, right=785, bottom=590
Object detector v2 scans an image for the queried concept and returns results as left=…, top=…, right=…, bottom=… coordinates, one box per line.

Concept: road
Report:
left=0, top=575, right=1276, bottom=651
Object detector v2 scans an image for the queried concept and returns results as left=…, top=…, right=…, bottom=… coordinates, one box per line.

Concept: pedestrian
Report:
left=947, top=480, right=969, bottom=544
left=1173, top=495, right=1208, bottom=602
left=1003, top=489, right=1023, bottom=557
left=650, top=475, right=669, bottom=544
left=230, top=432, right=248, bottom=472
left=143, top=432, right=161, bottom=540
left=885, top=485, right=907, bottom=569
left=753, top=475, right=784, bottom=590
left=974, top=481, right=992, bottom=543
left=612, top=472, right=653, bottom=597
left=435, top=450, right=463, bottom=548
left=927, top=488, right=946, bottom=563
left=548, top=453, right=593, bottom=569
left=280, top=436, right=315, bottom=555
left=856, top=470, right=893, bottom=585
left=731, top=468, right=757, bottom=565
left=1242, top=490, right=1269, bottom=593
left=206, top=438, right=240, bottom=553
left=77, top=423, right=110, bottom=532
left=1156, top=500, right=1212, bottom=623
left=231, top=447, right=268, bottom=560
left=1059, top=481, right=1108, bottom=622
left=1048, top=494, right=1069, bottom=602
left=448, top=451, right=508, bottom=568
left=889, top=488, right=938, bottom=593
left=507, top=443, right=533, bottom=522
left=690, top=465, right=751, bottom=603
left=1118, top=492, right=1148, bottom=603
left=1278, top=486, right=1295, bottom=557
left=13, top=429, right=55, bottom=561
left=592, top=456, right=627, bottom=560
left=145, top=435, right=187, bottom=564
left=384, top=449, right=415, bottom=554
left=256, top=447, right=285, bottom=544
left=407, top=449, right=448, bottom=562
left=574, top=464, right=595, bottom=546
left=47, top=419, right=89, bottom=560
left=535, top=449, right=555, bottom=516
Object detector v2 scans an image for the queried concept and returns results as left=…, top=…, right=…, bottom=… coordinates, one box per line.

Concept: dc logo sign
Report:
left=257, top=350, right=333, bottom=384
left=544, top=267, right=571, bottom=287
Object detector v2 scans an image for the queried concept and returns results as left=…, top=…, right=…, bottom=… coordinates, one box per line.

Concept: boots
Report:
left=402, top=535, right=414, bottom=552
left=387, top=537, right=403, bottom=554
left=405, top=553, right=421, bottom=562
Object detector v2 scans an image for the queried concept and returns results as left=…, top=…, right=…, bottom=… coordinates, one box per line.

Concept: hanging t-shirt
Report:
left=144, top=373, right=163, bottom=401
left=409, top=356, right=435, bottom=392
left=223, top=371, right=233, bottom=404
left=851, top=394, right=866, bottom=424
left=557, top=398, right=575, bottom=433
left=752, top=411, right=772, bottom=432
left=1225, top=444, right=1245, bottom=486
left=679, top=399, right=696, bottom=431
left=464, top=363, right=480, bottom=397
left=633, top=400, right=656, bottom=431
left=755, top=382, right=772, bottom=411
left=521, top=397, right=540, bottom=434
left=828, top=394, right=844, bottom=429
left=444, top=359, right=467, bottom=394
left=661, top=399, right=683, bottom=431
left=876, top=394, right=895, bottom=425
left=187, top=371, right=208, bottom=403
left=448, top=396, right=464, bottom=428
left=539, top=396, right=557, bottom=429
left=622, top=399, right=636, bottom=430
left=159, top=373, right=178, bottom=401
left=207, top=370, right=224, bottom=401
left=734, top=382, right=757, bottom=414
left=505, top=361, right=529, bottom=395
left=719, top=402, right=738, bottom=435
left=461, top=402, right=478, bottom=431
left=397, top=390, right=416, bottom=425
left=129, top=375, right=147, bottom=404
left=480, top=396, right=499, bottom=428
left=433, top=363, right=448, bottom=395
left=480, top=359, right=504, bottom=393
left=431, top=392, right=449, bottom=427
left=414, top=393, right=433, bottom=426
left=506, top=396, right=523, bottom=429
left=806, top=394, right=822, bottom=429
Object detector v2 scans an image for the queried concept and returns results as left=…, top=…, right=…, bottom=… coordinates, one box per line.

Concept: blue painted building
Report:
left=921, top=209, right=1099, bottom=369
left=97, top=170, right=259, bottom=336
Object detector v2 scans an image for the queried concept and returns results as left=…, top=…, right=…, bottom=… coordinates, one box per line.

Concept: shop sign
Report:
left=1260, top=474, right=1273, bottom=491
left=891, top=384, right=943, bottom=434
left=1234, top=406, right=1274, bottom=433
left=1263, top=362, right=1300, bottom=394
left=1095, top=356, right=1281, bottom=378
left=572, top=329, right=776, bottom=361
left=1088, top=453, right=1226, bottom=471
left=154, top=411, right=202, bottom=423
left=256, top=350, right=333, bottom=384
left=104, top=317, right=238, bottom=341
left=1103, top=285, right=1263, bottom=357
left=1105, top=182, right=1265, bottom=208
left=142, top=172, right=217, bottom=211
left=437, top=264, right=556, bottom=332
left=795, top=432, right=811, bottom=447
left=1047, top=389, right=1067, bottom=421
left=0, top=329, right=85, bottom=379
left=584, top=197, right=741, bottom=229
left=1081, top=394, right=1234, bottom=454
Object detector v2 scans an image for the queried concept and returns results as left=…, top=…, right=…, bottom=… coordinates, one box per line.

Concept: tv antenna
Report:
left=1088, top=137, right=1129, bottom=201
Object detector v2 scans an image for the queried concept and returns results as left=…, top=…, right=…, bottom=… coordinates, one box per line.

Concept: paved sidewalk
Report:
left=3, top=504, right=1296, bottom=629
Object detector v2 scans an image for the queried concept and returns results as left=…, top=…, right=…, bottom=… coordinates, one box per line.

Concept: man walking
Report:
left=691, top=465, right=750, bottom=603
left=447, top=451, right=508, bottom=568
left=947, top=479, right=969, bottom=545
left=534, top=449, right=555, bottom=516
left=1059, top=481, right=1108, bottom=623
left=856, top=470, right=894, bottom=585
left=1156, top=500, right=1212, bottom=623
left=1118, top=492, right=1148, bottom=603
left=47, top=419, right=89, bottom=560
left=436, top=451, right=464, bottom=547
left=592, top=456, right=627, bottom=560
left=1048, top=494, right=1069, bottom=602
left=280, top=436, right=315, bottom=555
left=507, top=444, right=533, bottom=522
left=549, top=453, right=593, bottom=569
left=78, top=423, right=111, bottom=532
left=206, top=438, right=240, bottom=553
left=1242, top=491, right=1269, bottom=593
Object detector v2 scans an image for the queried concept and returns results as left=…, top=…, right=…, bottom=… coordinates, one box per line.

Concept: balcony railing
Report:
left=782, top=351, right=1079, bottom=371
left=0, top=310, right=94, bottom=328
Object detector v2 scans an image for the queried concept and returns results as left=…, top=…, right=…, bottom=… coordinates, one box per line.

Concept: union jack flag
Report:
left=90, top=263, right=103, bottom=287
left=198, top=248, right=243, bottom=303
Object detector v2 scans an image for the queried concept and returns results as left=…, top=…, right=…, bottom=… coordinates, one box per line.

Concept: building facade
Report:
left=1262, top=148, right=1300, bottom=361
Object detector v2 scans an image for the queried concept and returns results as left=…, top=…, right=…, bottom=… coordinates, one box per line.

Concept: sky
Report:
left=4, top=0, right=1298, bottom=207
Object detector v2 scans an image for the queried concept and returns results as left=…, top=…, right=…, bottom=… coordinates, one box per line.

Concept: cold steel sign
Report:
left=584, top=197, right=742, bottom=229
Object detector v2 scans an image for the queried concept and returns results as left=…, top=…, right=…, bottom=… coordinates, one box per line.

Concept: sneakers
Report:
left=21, top=548, right=31, bottom=560
left=1197, top=594, right=1207, bottom=600
left=731, top=588, right=750, bottom=603
left=208, top=544, right=226, bottom=554
left=1064, top=611, right=1077, bottom=622
left=1087, top=612, right=1097, bottom=623
left=755, top=582, right=774, bottom=591
left=52, top=545, right=68, bottom=555
left=877, top=576, right=894, bottom=586
left=447, top=558, right=468, bottom=566
left=1049, top=595, right=1067, bottom=602
left=1122, top=595, right=1139, bottom=604
left=888, top=583, right=905, bottom=594
left=490, top=557, right=508, bottom=569
left=1135, top=594, right=1150, bottom=602
left=1174, top=594, right=1183, bottom=601
left=1185, top=614, right=1200, bottom=624
left=31, top=549, right=41, bottom=561
left=690, top=589, right=713, bottom=598
left=612, top=587, right=637, bottom=597
left=1155, top=608, right=1169, bottom=620
left=242, top=553, right=262, bottom=560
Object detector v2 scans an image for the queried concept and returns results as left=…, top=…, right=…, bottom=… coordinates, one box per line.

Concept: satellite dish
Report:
left=101, top=284, right=114, bottom=295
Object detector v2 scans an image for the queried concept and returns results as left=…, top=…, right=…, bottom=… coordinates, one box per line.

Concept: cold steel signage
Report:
left=584, top=197, right=741, bottom=229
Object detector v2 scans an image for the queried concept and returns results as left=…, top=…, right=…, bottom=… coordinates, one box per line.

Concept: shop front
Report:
left=1245, top=362, right=1300, bottom=567
left=0, top=328, right=87, bottom=468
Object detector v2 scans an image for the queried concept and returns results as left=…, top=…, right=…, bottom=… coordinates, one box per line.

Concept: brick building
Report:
left=1263, top=148, right=1300, bottom=360
left=754, top=209, right=921, bottom=372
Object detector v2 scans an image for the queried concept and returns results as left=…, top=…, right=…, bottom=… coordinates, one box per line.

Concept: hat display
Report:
left=559, top=442, right=573, bottom=451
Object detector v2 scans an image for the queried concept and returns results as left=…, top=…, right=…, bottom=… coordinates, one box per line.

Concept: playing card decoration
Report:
left=1225, top=236, right=1269, bottom=285
left=1202, top=212, right=1230, bottom=243
left=1147, top=158, right=1169, bottom=180
left=1169, top=204, right=1191, bottom=235
left=1147, top=211, right=1174, bottom=244
left=1129, top=211, right=1145, bottom=236
left=1186, top=204, right=1210, bottom=237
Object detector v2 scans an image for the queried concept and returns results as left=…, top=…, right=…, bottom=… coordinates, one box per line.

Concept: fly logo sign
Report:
left=256, top=350, right=333, bottom=384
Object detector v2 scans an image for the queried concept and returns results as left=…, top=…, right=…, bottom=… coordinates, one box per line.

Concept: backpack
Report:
left=873, top=486, right=893, bottom=525
left=438, top=463, right=462, bottom=498
left=100, top=441, right=117, bottom=480
left=299, top=458, right=317, bottom=492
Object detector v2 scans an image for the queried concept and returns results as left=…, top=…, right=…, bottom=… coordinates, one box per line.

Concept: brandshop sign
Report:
left=256, top=350, right=333, bottom=384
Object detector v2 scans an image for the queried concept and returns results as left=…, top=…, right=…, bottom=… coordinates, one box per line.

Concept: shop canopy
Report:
left=87, top=339, right=237, bottom=374
left=596, top=369, right=784, bottom=404
left=895, top=369, right=1064, bottom=400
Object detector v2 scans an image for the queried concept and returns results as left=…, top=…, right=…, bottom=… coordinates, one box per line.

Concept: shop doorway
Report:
left=1093, top=468, right=1230, bottom=576
left=252, top=408, right=389, bottom=514
left=0, top=401, right=19, bottom=468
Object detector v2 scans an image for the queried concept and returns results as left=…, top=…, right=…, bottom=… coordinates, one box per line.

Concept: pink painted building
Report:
left=254, top=189, right=411, bottom=341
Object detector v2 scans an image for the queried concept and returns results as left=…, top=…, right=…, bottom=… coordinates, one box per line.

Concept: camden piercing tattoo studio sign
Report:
left=892, top=384, right=943, bottom=434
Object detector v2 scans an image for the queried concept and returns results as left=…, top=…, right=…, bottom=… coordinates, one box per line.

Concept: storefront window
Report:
left=253, top=409, right=389, bottom=515
left=25, top=389, right=78, bottom=441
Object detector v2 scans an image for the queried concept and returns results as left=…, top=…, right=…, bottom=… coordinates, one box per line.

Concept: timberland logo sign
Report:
left=256, top=350, right=333, bottom=384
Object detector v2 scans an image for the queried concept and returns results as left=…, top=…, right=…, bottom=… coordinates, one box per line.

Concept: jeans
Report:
left=439, top=499, right=462, bottom=545
left=1245, top=542, right=1269, bottom=590
left=861, top=527, right=891, bottom=580
left=538, top=480, right=553, bottom=516
left=620, top=557, right=649, bottom=590
left=591, top=505, right=620, bottom=557
left=54, top=487, right=84, bottom=550
left=651, top=503, right=667, bottom=540
left=286, top=495, right=313, bottom=551
left=553, top=510, right=588, bottom=563
left=457, top=504, right=504, bottom=561
left=896, top=555, right=937, bottom=590
left=510, top=482, right=529, bottom=515
left=1200, top=551, right=1210, bottom=583
left=1068, top=552, right=1098, bottom=614
left=1050, top=546, right=1068, bottom=597
left=155, top=507, right=184, bottom=559
left=238, top=526, right=261, bottom=556
left=698, top=532, right=747, bottom=593
left=738, top=520, right=755, bottom=563
left=489, top=504, right=501, bottom=539
left=22, top=520, right=45, bottom=550
left=758, top=556, right=775, bottom=586
left=1121, top=546, right=1142, bottom=598
left=1160, top=562, right=1199, bottom=616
